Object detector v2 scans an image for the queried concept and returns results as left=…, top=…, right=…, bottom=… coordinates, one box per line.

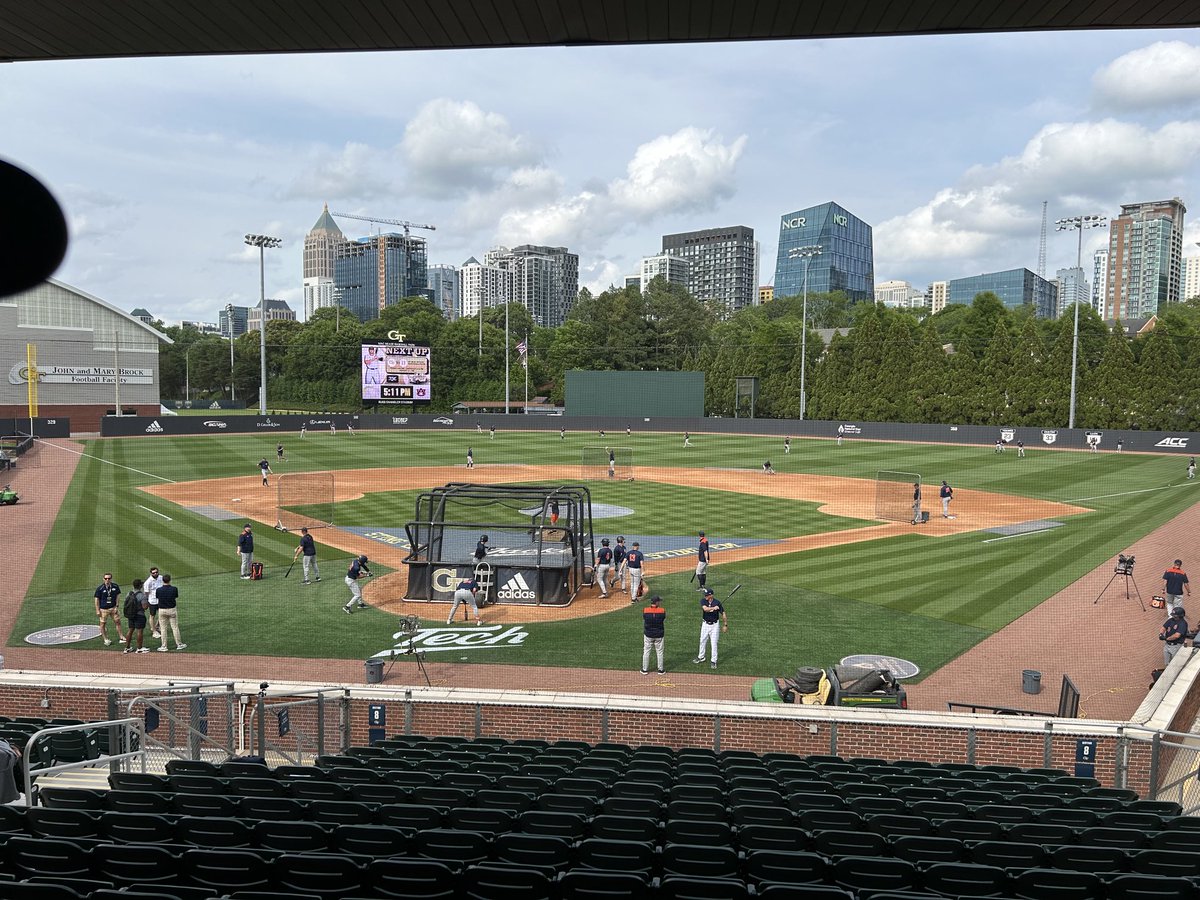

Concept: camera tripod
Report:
left=1094, top=565, right=1146, bottom=611
left=384, top=616, right=431, bottom=686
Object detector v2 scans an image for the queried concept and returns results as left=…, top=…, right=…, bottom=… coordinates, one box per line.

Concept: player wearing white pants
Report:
left=341, top=555, right=371, bottom=614
left=693, top=587, right=727, bottom=670
left=625, top=542, right=645, bottom=602
left=448, top=577, right=482, bottom=626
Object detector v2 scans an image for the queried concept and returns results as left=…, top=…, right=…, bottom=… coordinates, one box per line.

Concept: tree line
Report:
left=157, top=279, right=1200, bottom=431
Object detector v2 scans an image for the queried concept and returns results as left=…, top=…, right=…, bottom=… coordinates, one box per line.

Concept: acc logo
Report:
left=202, top=420, right=227, bottom=429
left=144, top=420, right=164, bottom=433
left=1156, top=437, right=1189, bottom=448
left=1041, top=430, right=1057, bottom=445
left=1000, top=428, right=1015, bottom=442
left=431, top=568, right=460, bottom=593
left=497, top=572, right=537, bottom=601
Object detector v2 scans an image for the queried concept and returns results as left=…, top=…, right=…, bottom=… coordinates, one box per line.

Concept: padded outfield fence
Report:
left=875, top=470, right=921, bottom=523
left=276, top=472, right=335, bottom=531
left=581, top=446, right=633, bottom=481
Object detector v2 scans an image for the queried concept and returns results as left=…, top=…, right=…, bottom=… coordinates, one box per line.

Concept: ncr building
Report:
left=773, top=202, right=874, bottom=302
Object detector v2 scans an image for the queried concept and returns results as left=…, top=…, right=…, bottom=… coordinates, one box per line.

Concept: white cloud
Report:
left=400, top=99, right=540, bottom=196
left=281, top=142, right=392, bottom=201
left=492, top=127, right=746, bottom=251
left=1094, top=41, right=1200, bottom=110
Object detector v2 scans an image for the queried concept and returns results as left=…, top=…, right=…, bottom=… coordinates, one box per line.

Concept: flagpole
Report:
left=504, top=302, right=510, bottom=415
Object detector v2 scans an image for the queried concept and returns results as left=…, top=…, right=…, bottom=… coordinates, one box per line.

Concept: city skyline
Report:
left=4, top=30, right=1200, bottom=324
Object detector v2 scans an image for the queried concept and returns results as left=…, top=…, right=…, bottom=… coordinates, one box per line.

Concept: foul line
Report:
left=138, top=505, right=173, bottom=521
left=1066, top=481, right=1196, bottom=504
left=981, top=528, right=1057, bottom=544
left=34, top=438, right=176, bottom=484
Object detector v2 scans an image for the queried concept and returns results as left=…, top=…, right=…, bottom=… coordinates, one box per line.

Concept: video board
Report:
left=361, top=341, right=431, bottom=404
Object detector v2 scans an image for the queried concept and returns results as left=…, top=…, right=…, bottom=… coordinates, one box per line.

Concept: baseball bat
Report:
left=689, top=572, right=696, bottom=584
left=728, top=584, right=743, bottom=599
left=284, top=560, right=295, bottom=579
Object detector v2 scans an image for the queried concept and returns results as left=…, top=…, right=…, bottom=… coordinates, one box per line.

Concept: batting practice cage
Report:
left=404, top=483, right=595, bottom=607
left=581, top=446, right=633, bottom=481
left=875, top=470, right=921, bottom=523
left=275, top=472, right=336, bottom=531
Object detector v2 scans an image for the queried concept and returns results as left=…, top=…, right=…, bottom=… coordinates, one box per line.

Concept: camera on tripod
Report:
left=1115, top=554, right=1136, bottom=575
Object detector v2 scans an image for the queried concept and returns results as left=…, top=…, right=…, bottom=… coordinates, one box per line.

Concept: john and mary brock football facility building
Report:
left=0, top=279, right=171, bottom=432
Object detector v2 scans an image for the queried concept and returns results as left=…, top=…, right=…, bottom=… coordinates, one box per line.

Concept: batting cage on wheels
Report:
left=404, top=483, right=595, bottom=607
left=581, top=446, right=633, bottom=481
left=275, top=472, right=335, bottom=531
left=875, top=470, right=921, bottom=523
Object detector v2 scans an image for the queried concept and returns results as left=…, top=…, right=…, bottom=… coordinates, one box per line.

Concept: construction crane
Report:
left=331, top=211, right=436, bottom=237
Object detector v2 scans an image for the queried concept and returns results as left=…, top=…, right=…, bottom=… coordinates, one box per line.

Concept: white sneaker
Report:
left=152, top=631, right=161, bottom=639
left=176, top=643, right=187, bottom=650
left=157, top=646, right=168, bottom=652
left=135, top=647, right=150, bottom=653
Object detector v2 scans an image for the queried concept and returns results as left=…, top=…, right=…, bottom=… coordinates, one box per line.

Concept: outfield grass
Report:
left=12, top=430, right=1196, bottom=679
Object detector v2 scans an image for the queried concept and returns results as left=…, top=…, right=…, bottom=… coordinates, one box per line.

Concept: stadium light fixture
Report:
left=244, top=234, right=282, bottom=415
left=1055, top=215, right=1107, bottom=430
left=788, top=245, right=823, bottom=420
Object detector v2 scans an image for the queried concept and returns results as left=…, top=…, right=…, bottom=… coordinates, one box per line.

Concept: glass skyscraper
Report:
left=333, top=233, right=429, bottom=323
left=773, top=202, right=874, bottom=301
left=947, top=268, right=1057, bottom=319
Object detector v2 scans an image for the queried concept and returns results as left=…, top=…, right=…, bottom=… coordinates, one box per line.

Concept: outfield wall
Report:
left=1, top=649, right=1198, bottom=795
left=99, top=413, right=1200, bottom=455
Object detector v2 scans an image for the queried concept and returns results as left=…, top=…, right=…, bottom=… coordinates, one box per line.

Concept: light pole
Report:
left=788, top=245, right=823, bottom=420
left=1055, top=215, right=1106, bottom=430
left=185, top=345, right=191, bottom=407
left=225, top=303, right=236, bottom=404
left=244, top=234, right=281, bottom=415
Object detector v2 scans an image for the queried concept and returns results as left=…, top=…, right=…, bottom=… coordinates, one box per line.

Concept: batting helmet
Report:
left=358, top=555, right=369, bottom=563
left=601, top=538, right=609, bottom=545
left=1173, top=607, right=1187, bottom=619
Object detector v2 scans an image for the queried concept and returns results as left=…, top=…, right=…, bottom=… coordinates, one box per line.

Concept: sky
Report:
left=4, top=29, right=1200, bottom=325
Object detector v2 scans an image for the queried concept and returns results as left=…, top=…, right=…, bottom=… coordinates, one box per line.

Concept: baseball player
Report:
left=489, top=425, right=496, bottom=440
left=477, top=422, right=484, bottom=434
left=692, top=587, right=727, bottom=670
left=330, top=422, right=336, bottom=435
left=341, top=555, right=372, bottom=614
left=347, top=423, right=354, bottom=436
left=837, top=424, right=845, bottom=446
left=640, top=594, right=666, bottom=676
left=994, top=439, right=1003, bottom=454
left=294, top=527, right=320, bottom=585
left=1017, top=440, right=1025, bottom=458
left=607, top=448, right=616, bottom=479
left=237, top=524, right=254, bottom=579
left=625, top=541, right=645, bottom=602
left=1161, top=606, right=1189, bottom=667
left=911, top=482, right=922, bottom=525
left=784, top=436, right=791, bottom=454
left=549, top=498, right=560, bottom=525
left=939, top=480, right=954, bottom=518
left=474, top=534, right=489, bottom=562
left=613, top=536, right=628, bottom=592
left=448, top=574, right=482, bottom=626
left=559, top=426, right=565, bottom=441
left=762, top=460, right=776, bottom=475
left=258, top=458, right=272, bottom=486
left=695, top=532, right=710, bottom=589
left=466, top=446, right=474, bottom=469
left=276, top=443, right=285, bottom=462
left=594, top=538, right=614, bottom=597
left=300, top=423, right=307, bottom=438
left=683, top=431, right=692, bottom=448
left=1188, top=457, right=1196, bottom=480
left=1116, top=439, right=1123, bottom=453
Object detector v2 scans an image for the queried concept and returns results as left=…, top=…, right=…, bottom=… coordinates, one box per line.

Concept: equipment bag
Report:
left=123, top=592, right=140, bottom=619
left=250, top=562, right=264, bottom=580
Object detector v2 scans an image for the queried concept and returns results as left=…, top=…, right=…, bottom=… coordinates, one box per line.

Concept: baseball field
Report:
left=9, top=428, right=1196, bottom=682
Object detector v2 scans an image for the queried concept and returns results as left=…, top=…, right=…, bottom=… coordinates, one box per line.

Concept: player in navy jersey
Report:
left=594, top=539, right=614, bottom=597
left=695, top=532, right=710, bottom=589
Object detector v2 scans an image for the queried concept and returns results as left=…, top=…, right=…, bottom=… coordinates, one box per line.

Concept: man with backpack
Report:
left=122, top=580, right=151, bottom=653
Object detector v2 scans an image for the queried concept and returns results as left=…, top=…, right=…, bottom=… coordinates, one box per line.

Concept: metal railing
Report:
left=23, top=718, right=145, bottom=802
left=246, top=688, right=350, bottom=764
left=110, top=682, right=237, bottom=769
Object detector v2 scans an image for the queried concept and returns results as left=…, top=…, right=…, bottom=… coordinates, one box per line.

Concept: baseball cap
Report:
left=698, top=531, right=705, bottom=537
left=703, top=588, right=714, bottom=596
left=650, top=594, right=663, bottom=603
left=601, top=538, right=609, bottom=545
left=1173, top=607, right=1186, bottom=618
left=1175, top=559, right=1183, bottom=566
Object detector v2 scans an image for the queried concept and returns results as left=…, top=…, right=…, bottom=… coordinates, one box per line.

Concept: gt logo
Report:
left=497, top=572, right=537, bottom=601
left=1156, top=437, right=1189, bottom=448
left=431, top=568, right=460, bottom=592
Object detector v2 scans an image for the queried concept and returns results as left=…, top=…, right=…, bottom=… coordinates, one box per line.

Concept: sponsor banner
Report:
left=8, top=363, right=153, bottom=385
left=202, top=420, right=227, bottom=429
left=839, top=424, right=862, bottom=435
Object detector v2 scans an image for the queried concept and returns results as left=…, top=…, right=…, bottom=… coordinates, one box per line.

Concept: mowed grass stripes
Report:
left=10, top=429, right=1197, bottom=678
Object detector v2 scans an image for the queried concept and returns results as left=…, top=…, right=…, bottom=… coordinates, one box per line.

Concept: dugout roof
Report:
left=3, top=0, right=1197, bottom=63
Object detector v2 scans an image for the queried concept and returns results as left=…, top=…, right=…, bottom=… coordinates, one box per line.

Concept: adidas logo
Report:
left=144, top=420, right=164, bottom=433
left=497, top=572, right=537, bottom=601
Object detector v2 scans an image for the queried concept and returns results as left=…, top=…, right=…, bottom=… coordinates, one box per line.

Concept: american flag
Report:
left=516, top=339, right=528, bottom=363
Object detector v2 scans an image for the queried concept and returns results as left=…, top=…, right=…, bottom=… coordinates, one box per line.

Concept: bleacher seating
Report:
left=0, top=735, right=1195, bottom=898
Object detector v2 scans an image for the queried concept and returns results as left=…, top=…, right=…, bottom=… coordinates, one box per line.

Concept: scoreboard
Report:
left=362, top=341, right=431, bottom=404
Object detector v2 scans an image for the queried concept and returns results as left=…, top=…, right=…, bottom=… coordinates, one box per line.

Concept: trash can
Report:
left=364, top=658, right=384, bottom=685
left=1022, top=669, right=1041, bottom=695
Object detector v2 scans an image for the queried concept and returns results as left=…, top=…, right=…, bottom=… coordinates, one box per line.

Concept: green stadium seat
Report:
left=329, top=823, right=412, bottom=857
left=171, top=793, right=239, bottom=818
left=574, top=837, right=657, bottom=875
left=491, top=832, right=574, bottom=875
left=589, top=814, right=660, bottom=842
left=460, top=863, right=554, bottom=900
left=919, top=861, right=1009, bottom=897
left=890, top=834, right=969, bottom=863
left=271, top=851, right=367, bottom=899
left=5, top=836, right=92, bottom=880
left=376, top=802, right=444, bottom=830
left=1049, top=843, right=1129, bottom=873
left=735, top=824, right=811, bottom=853
left=368, top=856, right=458, bottom=899
left=1078, top=826, right=1149, bottom=849
left=180, top=848, right=272, bottom=893
left=445, top=805, right=514, bottom=835
left=1007, top=821, right=1078, bottom=845
left=99, top=810, right=176, bottom=843
left=26, top=808, right=102, bottom=841
left=864, top=813, right=935, bottom=837
left=413, top=827, right=491, bottom=866
left=1130, top=848, right=1200, bottom=877
left=514, top=809, right=589, bottom=840
left=1010, top=866, right=1103, bottom=899
left=658, top=874, right=751, bottom=900
left=811, top=828, right=888, bottom=858
left=37, top=787, right=105, bottom=811
left=1104, top=873, right=1200, bottom=900
left=968, top=840, right=1048, bottom=870
left=832, top=855, right=920, bottom=893
left=94, top=842, right=181, bottom=887
left=935, top=816, right=1006, bottom=842
left=176, top=814, right=254, bottom=848
left=238, top=795, right=305, bottom=821
left=556, top=868, right=650, bottom=899
left=252, top=819, right=331, bottom=853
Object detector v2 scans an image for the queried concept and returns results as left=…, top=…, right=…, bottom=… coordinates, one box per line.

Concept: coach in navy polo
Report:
left=93, top=573, right=124, bottom=646
left=641, top=594, right=666, bottom=676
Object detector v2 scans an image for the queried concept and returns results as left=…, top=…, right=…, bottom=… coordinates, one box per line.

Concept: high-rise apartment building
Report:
left=1182, top=255, right=1200, bottom=302
left=639, top=252, right=691, bottom=293
left=773, top=203, right=874, bottom=302
left=758, top=286, right=775, bottom=304
left=333, top=233, right=429, bottom=323
left=928, top=281, right=949, bottom=314
left=1104, top=197, right=1187, bottom=320
left=1092, top=248, right=1109, bottom=314
left=303, top=204, right=348, bottom=320
left=661, top=225, right=756, bottom=312
left=427, top=264, right=460, bottom=320
left=483, top=245, right=579, bottom=327
left=1054, top=266, right=1089, bottom=319
left=459, top=257, right=513, bottom=320
left=947, top=268, right=1057, bottom=319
